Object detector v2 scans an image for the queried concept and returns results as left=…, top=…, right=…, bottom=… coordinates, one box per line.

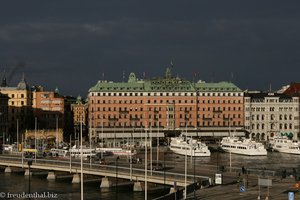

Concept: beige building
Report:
left=0, top=75, right=33, bottom=143
left=71, top=95, right=88, bottom=140
left=25, top=129, right=63, bottom=145
left=71, top=95, right=87, bottom=126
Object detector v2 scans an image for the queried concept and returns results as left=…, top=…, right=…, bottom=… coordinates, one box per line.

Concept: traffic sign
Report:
left=215, top=173, right=222, bottom=185
left=240, top=185, right=246, bottom=192
left=288, top=192, right=294, bottom=200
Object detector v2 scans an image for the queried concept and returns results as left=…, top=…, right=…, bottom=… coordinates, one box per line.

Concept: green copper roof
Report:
left=195, top=81, right=242, bottom=92
left=89, top=81, right=145, bottom=92
left=89, top=71, right=242, bottom=93
left=143, top=77, right=195, bottom=91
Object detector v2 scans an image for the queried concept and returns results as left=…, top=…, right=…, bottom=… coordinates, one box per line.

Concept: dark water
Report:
left=1, top=151, right=300, bottom=200
left=0, top=172, right=163, bottom=200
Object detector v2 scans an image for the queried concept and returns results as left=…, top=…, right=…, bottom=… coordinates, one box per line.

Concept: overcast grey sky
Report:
left=1, top=1, right=300, bottom=96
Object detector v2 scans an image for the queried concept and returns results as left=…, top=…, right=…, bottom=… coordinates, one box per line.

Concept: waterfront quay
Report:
left=187, top=174, right=299, bottom=200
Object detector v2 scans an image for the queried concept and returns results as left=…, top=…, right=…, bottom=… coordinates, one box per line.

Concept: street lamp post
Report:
left=28, top=159, right=32, bottom=199
left=101, top=119, right=103, bottom=159
left=69, top=134, right=72, bottom=173
left=184, top=126, right=187, bottom=199
left=80, top=114, right=83, bottom=200
left=16, top=119, right=19, bottom=152
left=193, top=152, right=196, bottom=199
left=145, top=124, right=148, bottom=200
left=228, top=118, right=232, bottom=172
left=156, top=120, right=159, bottom=169
left=22, top=132, right=24, bottom=168
left=116, top=156, right=120, bottom=200
left=34, top=117, right=37, bottom=163
left=150, top=121, right=153, bottom=176
left=164, top=152, right=166, bottom=191
left=90, top=131, right=92, bottom=168
left=56, top=115, right=59, bottom=149
left=129, top=131, right=132, bottom=181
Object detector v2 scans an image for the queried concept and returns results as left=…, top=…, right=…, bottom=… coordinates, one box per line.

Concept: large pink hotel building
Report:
left=88, top=68, right=244, bottom=146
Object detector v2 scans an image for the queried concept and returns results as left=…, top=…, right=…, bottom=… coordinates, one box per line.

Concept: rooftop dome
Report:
left=17, top=74, right=29, bottom=90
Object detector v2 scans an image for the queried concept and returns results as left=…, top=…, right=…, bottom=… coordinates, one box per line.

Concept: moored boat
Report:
left=169, top=134, right=211, bottom=157
left=220, top=136, right=267, bottom=156
left=69, top=145, right=96, bottom=158
left=95, top=147, right=136, bottom=156
left=269, top=136, right=300, bottom=154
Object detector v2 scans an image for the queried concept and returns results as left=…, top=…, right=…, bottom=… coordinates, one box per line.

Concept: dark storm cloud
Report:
left=1, top=0, right=300, bottom=96
left=0, top=23, right=111, bottom=43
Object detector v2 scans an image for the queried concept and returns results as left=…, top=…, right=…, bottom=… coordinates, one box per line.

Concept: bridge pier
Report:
left=47, top=171, right=56, bottom=180
left=24, top=169, right=32, bottom=176
left=72, top=174, right=80, bottom=183
left=4, top=166, right=12, bottom=173
left=100, top=177, right=112, bottom=188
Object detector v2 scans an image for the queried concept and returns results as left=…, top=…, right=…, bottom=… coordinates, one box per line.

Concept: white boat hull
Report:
left=96, top=148, right=136, bottom=156
left=222, top=147, right=267, bottom=156
left=269, top=137, right=300, bottom=155
left=272, top=148, right=300, bottom=155
left=170, top=147, right=211, bottom=157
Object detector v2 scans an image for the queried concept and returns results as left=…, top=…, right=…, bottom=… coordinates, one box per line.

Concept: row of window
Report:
left=199, top=107, right=242, bottom=111
left=250, top=123, right=294, bottom=130
left=91, top=114, right=241, bottom=126
left=10, top=101, right=26, bottom=106
left=90, top=121, right=242, bottom=128
left=41, top=100, right=63, bottom=104
left=91, top=106, right=243, bottom=112
left=8, top=93, right=26, bottom=98
left=246, top=114, right=296, bottom=121
left=92, top=99, right=242, bottom=105
left=248, top=99, right=298, bottom=103
left=246, top=107, right=297, bottom=112
left=91, top=92, right=243, bottom=97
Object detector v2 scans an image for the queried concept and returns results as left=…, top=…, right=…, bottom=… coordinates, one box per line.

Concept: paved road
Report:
left=187, top=174, right=299, bottom=200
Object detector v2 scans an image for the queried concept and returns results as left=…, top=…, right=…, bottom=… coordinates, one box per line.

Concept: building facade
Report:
left=71, top=95, right=88, bottom=140
left=0, top=75, right=33, bottom=143
left=244, top=92, right=300, bottom=141
left=32, top=88, right=65, bottom=130
left=0, top=93, right=9, bottom=144
left=88, top=69, right=244, bottom=145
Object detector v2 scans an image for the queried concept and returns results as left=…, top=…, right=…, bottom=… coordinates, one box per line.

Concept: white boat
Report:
left=169, top=135, right=211, bottom=157
left=69, top=145, right=96, bottom=158
left=269, top=136, right=300, bottom=155
left=50, top=148, right=69, bottom=157
left=2, top=144, right=13, bottom=152
left=220, top=137, right=267, bottom=156
left=96, top=147, right=136, bottom=156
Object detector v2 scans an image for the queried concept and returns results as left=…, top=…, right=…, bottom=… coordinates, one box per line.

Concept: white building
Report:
left=244, top=92, right=300, bottom=141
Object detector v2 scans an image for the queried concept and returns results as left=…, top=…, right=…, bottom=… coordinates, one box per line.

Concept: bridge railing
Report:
left=0, top=154, right=211, bottom=186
